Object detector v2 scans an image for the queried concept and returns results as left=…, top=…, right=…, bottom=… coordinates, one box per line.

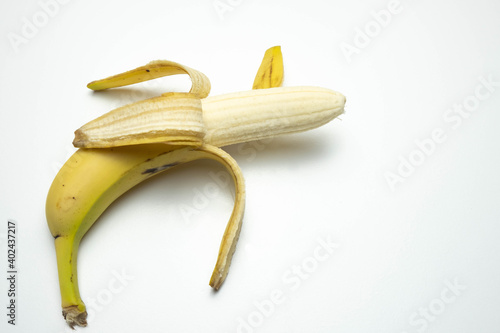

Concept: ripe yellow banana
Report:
left=46, top=46, right=346, bottom=328
left=47, top=144, right=244, bottom=327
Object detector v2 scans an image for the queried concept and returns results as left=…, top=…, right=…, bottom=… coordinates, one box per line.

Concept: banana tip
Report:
left=209, top=273, right=224, bottom=291
left=72, top=129, right=87, bottom=148
left=86, top=81, right=101, bottom=90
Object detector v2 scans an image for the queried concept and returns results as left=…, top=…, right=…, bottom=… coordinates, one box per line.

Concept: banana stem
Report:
left=54, top=235, right=87, bottom=328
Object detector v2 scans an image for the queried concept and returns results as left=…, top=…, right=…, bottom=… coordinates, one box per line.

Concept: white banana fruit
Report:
left=46, top=46, right=346, bottom=328
left=202, top=86, right=344, bottom=147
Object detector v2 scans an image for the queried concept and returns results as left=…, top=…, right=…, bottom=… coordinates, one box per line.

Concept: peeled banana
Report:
left=46, top=46, right=346, bottom=328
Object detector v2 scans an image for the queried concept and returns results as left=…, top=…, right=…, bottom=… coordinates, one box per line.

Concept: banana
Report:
left=47, top=144, right=244, bottom=328
left=46, top=46, right=346, bottom=328
left=202, top=86, right=345, bottom=147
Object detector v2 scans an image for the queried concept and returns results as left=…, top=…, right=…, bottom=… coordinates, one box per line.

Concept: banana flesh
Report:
left=46, top=46, right=346, bottom=328
left=202, top=86, right=345, bottom=147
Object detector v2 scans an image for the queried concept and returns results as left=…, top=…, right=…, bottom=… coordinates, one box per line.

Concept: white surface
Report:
left=1, top=0, right=500, bottom=332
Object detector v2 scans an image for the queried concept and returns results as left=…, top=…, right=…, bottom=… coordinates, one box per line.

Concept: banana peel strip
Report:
left=194, top=144, right=245, bottom=290
left=87, top=60, right=211, bottom=98
left=252, top=45, right=284, bottom=89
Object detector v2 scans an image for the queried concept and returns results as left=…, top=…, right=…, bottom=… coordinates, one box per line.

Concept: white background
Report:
left=1, top=0, right=500, bottom=332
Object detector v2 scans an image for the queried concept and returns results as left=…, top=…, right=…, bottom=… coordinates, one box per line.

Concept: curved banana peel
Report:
left=87, top=59, right=211, bottom=98
left=47, top=45, right=345, bottom=328
left=48, top=144, right=244, bottom=328
left=197, top=145, right=245, bottom=290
